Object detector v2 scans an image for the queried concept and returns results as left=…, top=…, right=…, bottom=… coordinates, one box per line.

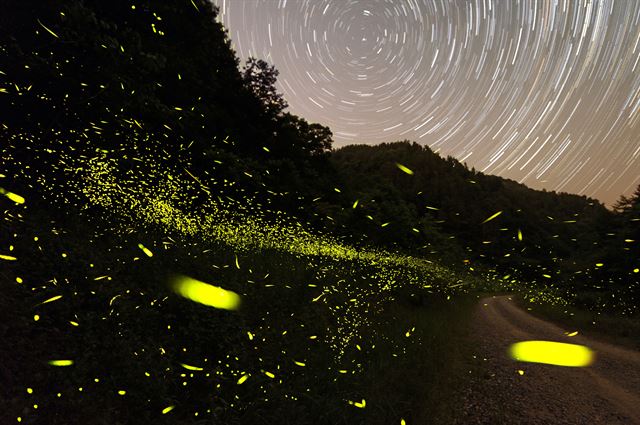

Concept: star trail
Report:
left=213, top=0, right=640, bottom=206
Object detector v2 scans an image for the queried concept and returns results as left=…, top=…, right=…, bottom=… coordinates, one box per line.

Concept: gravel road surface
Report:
left=454, top=295, right=640, bottom=424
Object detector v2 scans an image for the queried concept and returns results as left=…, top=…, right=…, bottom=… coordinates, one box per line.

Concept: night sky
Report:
left=212, top=0, right=640, bottom=206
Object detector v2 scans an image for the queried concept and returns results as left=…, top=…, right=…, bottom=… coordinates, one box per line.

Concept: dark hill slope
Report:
left=323, top=141, right=636, bottom=311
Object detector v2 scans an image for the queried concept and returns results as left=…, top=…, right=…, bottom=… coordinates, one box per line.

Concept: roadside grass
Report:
left=1, top=140, right=483, bottom=424
left=1, top=197, right=479, bottom=424
left=349, top=292, right=480, bottom=425
left=512, top=295, right=640, bottom=351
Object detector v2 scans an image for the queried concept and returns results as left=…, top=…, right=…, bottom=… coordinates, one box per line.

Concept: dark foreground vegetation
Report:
left=0, top=195, right=479, bottom=424
left=1, top=0, right=638, bottom=423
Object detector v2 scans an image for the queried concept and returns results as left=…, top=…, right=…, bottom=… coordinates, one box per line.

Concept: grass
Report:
left=1, top=192, right=481, bottom=424
left=0, top=136, right=504, bottom=424
left=350, top=291, right=480, bottom=424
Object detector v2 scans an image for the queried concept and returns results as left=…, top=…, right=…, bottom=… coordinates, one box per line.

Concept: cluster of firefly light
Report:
left=2, top=128, right=469, bottom=424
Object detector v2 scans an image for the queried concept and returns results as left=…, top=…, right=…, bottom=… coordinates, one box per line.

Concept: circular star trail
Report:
left=213, top=0, right=640, bottom=205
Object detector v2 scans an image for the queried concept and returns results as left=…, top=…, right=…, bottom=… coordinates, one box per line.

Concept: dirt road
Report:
left=454, top=295, right=640, bottom=424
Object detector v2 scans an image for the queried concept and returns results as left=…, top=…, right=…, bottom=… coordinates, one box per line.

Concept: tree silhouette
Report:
left=278, top=113, right=333, bottom=157
left=242, top=57, right=288, bottom=119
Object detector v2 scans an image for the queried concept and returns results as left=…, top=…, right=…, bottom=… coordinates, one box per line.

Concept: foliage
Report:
left=0, top=127, right=469, bottom=424
left=0, top=0, right=333, bottom=195
left=322, top=141, right=638, bottom=313
left=242, top=57, right=288, bottom=119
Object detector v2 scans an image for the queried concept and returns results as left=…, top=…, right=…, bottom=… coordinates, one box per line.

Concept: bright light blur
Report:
left=509, top=340, right=594, bottom=367
left=172, top=275, right=241, bottom=310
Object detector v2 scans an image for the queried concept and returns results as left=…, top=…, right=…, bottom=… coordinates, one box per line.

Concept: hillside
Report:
left=316, top=142, right=637, bottom=313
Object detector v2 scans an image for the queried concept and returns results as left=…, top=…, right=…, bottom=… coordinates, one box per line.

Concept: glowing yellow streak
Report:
left=118, top=390, right=126, bottom=395
left=0, top=254, right=17, bottom=261
left=294, top=361, right=305, bottom=367
left=190, top=0, right=200, bottom=12
left=401, top=420, right=407, bottom=425
left=509, top=341, right=594, bottom=367
left=180, top=363, right=203, bottom=371
left=0, top=187, right=25, bottom=204
left=37, top=19, right=59, bottom=38
left=566, top=331, right=578, bottom=337
left=264, top=371, right=275, bottom=378
left=137, top=243, right=153, bottom=257
left=162, top=405, right=175, bottom=414
left=350, top=399, right=366, bottom=408
left=41, top=295, right=63, bottom=305
left=172, top=275, right=241, bottom=310
left=183, top=168, right=210, bottom=193
left=395, top=163, right=414, bottom=175
left=237, top=374, right=249, bottom=384
left=482, top=211, right=503, bottom=224
left=352, top=200, right=359, bottom=208
left=517, top=229, right=523, bottom=241
left=48, top=360, right=73, bottom=366
left=235, top=255, right=240, bottom=269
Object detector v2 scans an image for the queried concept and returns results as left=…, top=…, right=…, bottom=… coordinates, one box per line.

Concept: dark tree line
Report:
left=317, top=141, right=639, bottom=310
